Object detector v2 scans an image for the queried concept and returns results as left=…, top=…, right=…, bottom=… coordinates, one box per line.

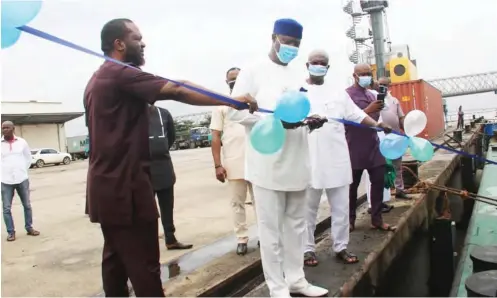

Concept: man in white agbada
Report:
left=228, top=19, right=328, bottom=297
left=303, top=50, right=390, bottom=267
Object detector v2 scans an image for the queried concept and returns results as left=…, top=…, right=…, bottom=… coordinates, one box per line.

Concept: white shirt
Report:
left=380, top=92, right=404, bottom=132
left=1, top=136, right=31, bottom=185
left=306, top=83, right=367, bottom=189
left=209, top=106, right=246, bottom=180
left=228, top=57, right=309, bottom=191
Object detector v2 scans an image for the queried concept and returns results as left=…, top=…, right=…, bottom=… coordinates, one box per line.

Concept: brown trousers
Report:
left=101, top=221, right=164, bottom=297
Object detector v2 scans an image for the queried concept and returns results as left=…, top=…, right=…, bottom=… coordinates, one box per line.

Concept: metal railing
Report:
left=445, top=108, right=497, bottom=123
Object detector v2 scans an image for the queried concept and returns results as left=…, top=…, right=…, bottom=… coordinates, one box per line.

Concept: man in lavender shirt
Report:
left=345, top=64, right=396, bottom=232
left=376, top=77, right=410, bottom=200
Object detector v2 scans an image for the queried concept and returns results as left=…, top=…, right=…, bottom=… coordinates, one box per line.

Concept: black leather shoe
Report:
left=236, top=243, right=248, bottom=255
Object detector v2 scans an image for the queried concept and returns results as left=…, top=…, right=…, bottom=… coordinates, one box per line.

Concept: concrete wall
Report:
left=14, top=123, right=67, bottom=152
left=2, top=101, right=66, bottom=114
left=375, top=230, right=431, bottom=297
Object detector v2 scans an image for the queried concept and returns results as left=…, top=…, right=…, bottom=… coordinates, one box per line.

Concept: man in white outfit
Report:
left=303, top=50, right=390, bottom=266
left=228, top=19, right=328, bottom=297
left=210, top=66, right=256, bottom=256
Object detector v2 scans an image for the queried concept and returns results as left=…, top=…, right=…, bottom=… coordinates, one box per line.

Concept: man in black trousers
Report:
left=149, top=105, right=193, bottom=250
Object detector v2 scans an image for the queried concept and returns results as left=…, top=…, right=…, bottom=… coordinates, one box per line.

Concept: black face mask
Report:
left=227, top=80, right=236, bottom=90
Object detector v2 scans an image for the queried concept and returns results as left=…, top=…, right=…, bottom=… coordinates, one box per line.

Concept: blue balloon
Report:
left=250, top=115, right=286, bottom=154
left=1, top=0, right=43, bottom=28
left=408, top=137, right=434, bottom=162
left=273, top=91, right=311, bottom=123
left=1, top=26, right=21, bottom=49
left=379, top=133, right=409, bottom=160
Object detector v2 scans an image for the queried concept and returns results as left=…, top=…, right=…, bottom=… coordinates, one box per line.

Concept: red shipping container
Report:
left=389, top=80, right=445, bottom=140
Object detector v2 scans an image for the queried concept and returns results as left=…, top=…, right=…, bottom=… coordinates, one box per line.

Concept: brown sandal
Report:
left=304, top=251, right=319, bottom=267
left=336, top=249, right=359, bottom=264
left=371, top=223, right=397, bottom=232
left=7, top=233, right=16, bottom=241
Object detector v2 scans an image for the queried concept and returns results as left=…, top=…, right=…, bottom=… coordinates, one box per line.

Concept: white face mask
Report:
left=358, top=76, right=372, bottom=88
left=308, top=64, right=328, bottom=77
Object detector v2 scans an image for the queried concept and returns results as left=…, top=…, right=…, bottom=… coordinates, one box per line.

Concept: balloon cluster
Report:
left=379, top=110, right=434, bottom=162
left=1, top=0, right=43, bottom=49
left=250, top=91, right=310, bottom=155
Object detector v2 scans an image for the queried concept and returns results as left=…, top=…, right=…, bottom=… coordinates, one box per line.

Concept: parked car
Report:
left=30, top=148, right=72, bottom=168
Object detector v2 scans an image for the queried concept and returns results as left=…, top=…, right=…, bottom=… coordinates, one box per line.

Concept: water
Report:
left=444, top=93, right=497, bottom=123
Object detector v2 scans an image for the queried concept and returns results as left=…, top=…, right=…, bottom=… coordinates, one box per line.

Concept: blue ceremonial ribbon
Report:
left=17, top=25, right=275, bottom=113
left=16, top=25, right=497, bottom=166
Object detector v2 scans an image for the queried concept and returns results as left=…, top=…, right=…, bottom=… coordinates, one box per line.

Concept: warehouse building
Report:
left=1, top=101, right=84, bottom=152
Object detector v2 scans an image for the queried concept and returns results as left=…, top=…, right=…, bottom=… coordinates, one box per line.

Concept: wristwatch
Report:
left=215, top=164, right=222, bottom=169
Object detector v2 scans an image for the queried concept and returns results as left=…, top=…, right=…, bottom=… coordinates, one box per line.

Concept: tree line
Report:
left=173, top=114, right=211, bottom=137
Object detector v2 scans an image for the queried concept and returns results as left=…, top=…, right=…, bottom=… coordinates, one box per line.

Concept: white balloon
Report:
left=403, top=110, right=428, bottom=137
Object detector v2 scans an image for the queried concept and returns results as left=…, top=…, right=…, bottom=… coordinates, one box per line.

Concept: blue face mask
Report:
left=358, top=76, right=372, bottom=88
left=275, top=38, right=299, bottom=64
left=308, top=65, right=328, bottom=77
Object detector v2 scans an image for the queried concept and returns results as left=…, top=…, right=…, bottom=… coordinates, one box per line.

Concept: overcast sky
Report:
left=2, top=0, right=497, bottom=136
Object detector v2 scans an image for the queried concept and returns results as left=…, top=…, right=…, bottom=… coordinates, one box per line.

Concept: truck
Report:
left=170, top=135, right=191, bottom=150
left=66, top=135, right=89, bottom=160
left=189, top=126, right=211, bottom=148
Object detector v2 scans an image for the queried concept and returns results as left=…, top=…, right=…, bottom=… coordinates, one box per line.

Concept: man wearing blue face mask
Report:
left=303, top=51, right=389, bottom=267
left=345, top=63, right=396, bottom=233
left=227, top=18, right=328, bottom=297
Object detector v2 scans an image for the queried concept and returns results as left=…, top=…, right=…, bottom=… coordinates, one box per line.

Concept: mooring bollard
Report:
left=465, top=125, right=471, bottom=133
left=465, top=270, right=497, bottom=297
left=470, top=246, right=497, bottom=274
left=453, top=130, right=463, bottom=142
left=470, top=121, right=476, bottom=128
left=402, top=160, right=419, bottom=189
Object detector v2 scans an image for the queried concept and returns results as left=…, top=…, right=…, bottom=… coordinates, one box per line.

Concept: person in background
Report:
left=228, top=18, right=328, bottom=297
left=84, top=18, right=256, bottom=297
left=346, top=63, right=396, bottom=233
left=149, top=105, right=192, bottom=250
left=457, top=105, right=464, bottom=130
left=376, top=77, right=409, bottom=200
left=365, top=80, right=393, bottom=214
left=228, top=66, right=255, bottom=210
left=210, top=67, right=256, bottom=256
left=303, top=50, right=390, bottom=267
left=225, top=67, right=240, bottom=92
left=1, top=121, right=40, bottom=242
left=443, top=98, right=448, bottom=125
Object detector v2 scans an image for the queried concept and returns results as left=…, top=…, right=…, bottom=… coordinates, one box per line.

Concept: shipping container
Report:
left=389, top=79, right=445, bottom=140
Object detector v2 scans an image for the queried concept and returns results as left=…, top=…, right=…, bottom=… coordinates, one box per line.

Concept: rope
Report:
left=401, top=166, right=497, bottom=207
